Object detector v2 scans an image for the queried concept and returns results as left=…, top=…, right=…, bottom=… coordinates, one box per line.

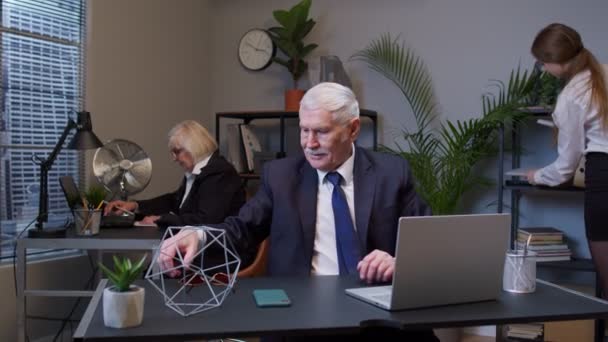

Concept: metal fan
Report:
left=93, top=139, right=152, bottom=199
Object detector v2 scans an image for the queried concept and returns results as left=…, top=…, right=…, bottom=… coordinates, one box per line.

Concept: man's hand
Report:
left=357, top=249, right=395, bottom=284
left=158, top=229, right=200, bottom=277
left=103, top=200, right=137, bottom=216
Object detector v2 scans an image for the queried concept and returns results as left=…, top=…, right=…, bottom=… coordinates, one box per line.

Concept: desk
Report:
left=74, top=276, right=608, bottom=341
left=16, top=227, right=162, bottom=342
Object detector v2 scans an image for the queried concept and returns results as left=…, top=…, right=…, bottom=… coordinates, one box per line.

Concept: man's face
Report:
left=299, top=108, right=360, bottom=172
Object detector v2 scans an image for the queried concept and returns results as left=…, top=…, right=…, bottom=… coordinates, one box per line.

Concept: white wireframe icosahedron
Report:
left=145, top=226, right=241, bottom=317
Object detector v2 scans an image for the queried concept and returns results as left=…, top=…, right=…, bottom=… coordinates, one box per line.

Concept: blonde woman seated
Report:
left=104, top=120, right=245, bottom=229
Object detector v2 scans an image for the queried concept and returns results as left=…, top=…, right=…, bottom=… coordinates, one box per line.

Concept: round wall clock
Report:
left=238, top=29, right=276, bottom=71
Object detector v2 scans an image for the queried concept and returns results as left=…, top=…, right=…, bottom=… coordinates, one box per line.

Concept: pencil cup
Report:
left=503, top=250, right=536, bottom=293
left=73, top=209, right=102, bottom=236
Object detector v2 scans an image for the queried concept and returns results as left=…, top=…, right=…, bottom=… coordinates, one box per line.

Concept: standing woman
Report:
left=526, top=23, right=608, bottom=297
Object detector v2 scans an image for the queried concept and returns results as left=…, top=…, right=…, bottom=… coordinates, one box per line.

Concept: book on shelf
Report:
left=516, top=242, right=568, bottom=251
left=506, top=323, right=543, bottom=340
left=536, top=255, right=572, bottom=262
left=536, top=118, right=556, bottom=128
left=517, top=227, right=565, bottom=244
left=239, top=124, right=262, bottom=172
left=518, top=227, right=564, bottom=236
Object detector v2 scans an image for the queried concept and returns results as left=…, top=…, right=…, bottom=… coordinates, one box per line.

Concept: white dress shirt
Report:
left=535, top=64, right=608, bottom=186
left=180, top=154, right=211, bottom=208
left=311, top=144, right=356, bottom=275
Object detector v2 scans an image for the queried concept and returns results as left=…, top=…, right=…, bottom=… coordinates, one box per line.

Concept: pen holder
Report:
left=73, top=209, right=102, bottom=236
left=503, top=249, right=536, bottom=293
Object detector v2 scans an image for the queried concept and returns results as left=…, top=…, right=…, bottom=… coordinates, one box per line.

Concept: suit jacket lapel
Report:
left=354, top=148, right=375, bottom=253
left=298, top=162, right=318, bottom=265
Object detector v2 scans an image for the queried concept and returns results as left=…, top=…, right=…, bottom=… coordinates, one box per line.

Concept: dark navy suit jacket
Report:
left=220, top=147, right=430, bottom=276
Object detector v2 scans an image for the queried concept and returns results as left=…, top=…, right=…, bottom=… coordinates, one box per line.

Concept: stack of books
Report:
left=516, top=227, right=572, bottom=262
left=506, top=323, right=544, bottom=341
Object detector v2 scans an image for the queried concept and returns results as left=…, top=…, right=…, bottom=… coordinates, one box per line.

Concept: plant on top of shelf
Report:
left=352, top=33, right=540, bottom=214
left=268, top=0, right=318, bottom=90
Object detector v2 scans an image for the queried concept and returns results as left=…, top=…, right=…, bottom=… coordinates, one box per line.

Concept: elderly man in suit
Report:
left=158, top=82, right=437, bottom=341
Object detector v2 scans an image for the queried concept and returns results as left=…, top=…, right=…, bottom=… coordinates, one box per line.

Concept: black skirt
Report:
left=584, top=152, right=608, bottom=241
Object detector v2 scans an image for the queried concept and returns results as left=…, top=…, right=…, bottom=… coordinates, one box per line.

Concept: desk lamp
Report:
left=29, top=111, right=103, bottom=238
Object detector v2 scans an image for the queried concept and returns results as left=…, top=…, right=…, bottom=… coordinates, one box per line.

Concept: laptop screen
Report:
left=59, top=175, right=82, bottom=209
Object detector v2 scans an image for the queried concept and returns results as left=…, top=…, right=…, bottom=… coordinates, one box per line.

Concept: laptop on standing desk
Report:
left=345, top=213, right=510, bottom=310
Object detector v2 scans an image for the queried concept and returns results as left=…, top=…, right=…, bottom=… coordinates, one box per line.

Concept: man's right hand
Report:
left=158, top=228, right=200, bottom=277
left=103, top=200, right=137, bottom=216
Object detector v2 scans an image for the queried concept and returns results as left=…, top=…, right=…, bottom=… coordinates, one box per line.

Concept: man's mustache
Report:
left=304, top=148, right=328, bottom=156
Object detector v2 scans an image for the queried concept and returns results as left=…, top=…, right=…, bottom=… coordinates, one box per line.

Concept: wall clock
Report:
left=238, top=29, right=276, bottom=71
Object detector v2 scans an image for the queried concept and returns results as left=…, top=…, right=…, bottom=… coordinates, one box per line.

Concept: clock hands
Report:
left=245, top=42, right=271, bottom=55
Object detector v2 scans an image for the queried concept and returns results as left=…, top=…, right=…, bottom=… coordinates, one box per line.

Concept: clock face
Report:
left=238, top=29, right=276, bottom=71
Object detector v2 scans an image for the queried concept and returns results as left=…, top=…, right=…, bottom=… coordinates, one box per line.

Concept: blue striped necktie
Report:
left=326, top=172, right=361, bottom=274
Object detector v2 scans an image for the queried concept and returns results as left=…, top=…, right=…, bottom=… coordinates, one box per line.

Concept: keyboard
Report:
left=100, top=215, right=135, bottom=228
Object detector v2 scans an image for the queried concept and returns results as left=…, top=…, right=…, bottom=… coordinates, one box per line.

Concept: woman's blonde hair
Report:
left=168, top=120, right=218, bottom=162
left=532, top=23, right=608, bottom=128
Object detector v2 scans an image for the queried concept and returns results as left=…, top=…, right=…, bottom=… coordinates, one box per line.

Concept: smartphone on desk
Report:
left=252, top=289, right=291, bottom=307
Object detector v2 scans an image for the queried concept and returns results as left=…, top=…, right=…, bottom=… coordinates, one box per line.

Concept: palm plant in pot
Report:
left=99, top=255, right=147, bottom=328
left=352, top=34, right=539, bottom=214
left=268, top=0, right=318, bottom=111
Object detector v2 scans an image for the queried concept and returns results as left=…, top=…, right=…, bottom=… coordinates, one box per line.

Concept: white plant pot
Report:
left=103, top=285, right=145, bottom=328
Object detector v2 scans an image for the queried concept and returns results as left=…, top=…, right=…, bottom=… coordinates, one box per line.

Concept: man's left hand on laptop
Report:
left=357, top=249, right=395, bottom=284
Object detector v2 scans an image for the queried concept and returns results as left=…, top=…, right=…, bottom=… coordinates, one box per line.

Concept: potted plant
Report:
left=352, top=34, right=540, bottom=214
left=268, top=0, right=318, bottom=111
left=99, top=255, right=147, bottom=328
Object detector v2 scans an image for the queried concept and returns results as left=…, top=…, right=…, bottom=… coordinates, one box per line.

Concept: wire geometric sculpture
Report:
left=145, top=226, right=241, bottom=317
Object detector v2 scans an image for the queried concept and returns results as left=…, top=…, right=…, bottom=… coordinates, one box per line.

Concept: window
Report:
left=0, top=0, right=86, bottom=258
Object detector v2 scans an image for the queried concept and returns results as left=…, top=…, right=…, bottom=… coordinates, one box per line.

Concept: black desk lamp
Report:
left=29, top=111, right=103, bottom=238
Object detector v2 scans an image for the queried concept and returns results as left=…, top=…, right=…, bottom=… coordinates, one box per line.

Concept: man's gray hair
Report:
left=299, top=82, right=359, bottom=124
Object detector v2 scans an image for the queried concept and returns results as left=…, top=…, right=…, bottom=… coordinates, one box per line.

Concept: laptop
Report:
left=59, top=175, right=135, bottom=228
left=345, top=213, right=510, bottom=311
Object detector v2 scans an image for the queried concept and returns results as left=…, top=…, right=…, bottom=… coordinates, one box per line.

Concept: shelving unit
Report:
left=497, top=107, right=604, bottom=342
left=216, top=109, right=378, bottom=179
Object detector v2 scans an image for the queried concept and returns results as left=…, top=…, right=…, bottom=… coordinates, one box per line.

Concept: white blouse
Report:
left=534, top=64, right=608, bottom=186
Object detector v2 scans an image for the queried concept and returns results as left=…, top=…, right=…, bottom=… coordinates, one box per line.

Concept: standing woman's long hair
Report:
left=531, top=23, right=608, bottom=128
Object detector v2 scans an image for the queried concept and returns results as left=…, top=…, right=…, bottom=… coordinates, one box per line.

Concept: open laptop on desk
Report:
left=59, top=175, right=135, bottom=228
left=345, top=213, right=510, bottom=311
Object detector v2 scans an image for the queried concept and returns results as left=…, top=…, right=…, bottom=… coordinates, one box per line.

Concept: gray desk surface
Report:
left=17, top=226, right=163, bottom=342
left=74, top=276, right=608, bottom=341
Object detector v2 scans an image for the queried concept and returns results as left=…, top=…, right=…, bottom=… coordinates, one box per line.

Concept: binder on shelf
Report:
left=226, top=124, right=246, bottom=173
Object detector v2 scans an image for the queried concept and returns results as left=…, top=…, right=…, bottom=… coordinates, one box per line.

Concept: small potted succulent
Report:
left=268, top=0, right=318, bottom=111
left=99, top=255, right=147, bottom=328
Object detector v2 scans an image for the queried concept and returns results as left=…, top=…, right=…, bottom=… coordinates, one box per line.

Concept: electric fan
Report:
left=92, top=139, right=152, bottom=199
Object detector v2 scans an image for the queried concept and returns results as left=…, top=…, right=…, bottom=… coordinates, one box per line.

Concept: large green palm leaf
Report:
left=353, top=34, right=537, bottom=214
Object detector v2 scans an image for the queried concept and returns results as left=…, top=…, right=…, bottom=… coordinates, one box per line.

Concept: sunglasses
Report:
left=180, top=272, right=234, bottom=293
